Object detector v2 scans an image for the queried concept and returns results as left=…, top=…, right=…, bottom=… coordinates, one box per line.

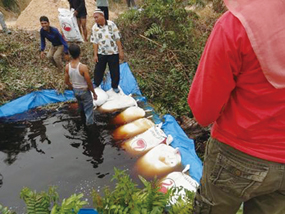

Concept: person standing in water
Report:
left=65, top=44, right=97, bottom=127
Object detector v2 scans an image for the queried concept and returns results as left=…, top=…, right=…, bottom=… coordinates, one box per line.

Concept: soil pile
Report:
left=15, top=0, right=117, bottom=31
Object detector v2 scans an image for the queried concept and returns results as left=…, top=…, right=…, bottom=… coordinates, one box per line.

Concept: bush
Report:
left=92, top=168, right=195, bottom=213
left=116, top=0, right=217, bottom=117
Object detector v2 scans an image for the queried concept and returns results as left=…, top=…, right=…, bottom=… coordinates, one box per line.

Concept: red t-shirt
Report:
left=188, top=11, right=285, bottom=163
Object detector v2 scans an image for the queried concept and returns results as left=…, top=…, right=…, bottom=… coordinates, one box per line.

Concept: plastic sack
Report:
left=58, top=8, right=83, bottom=42
left=135, top=144, right=182, bottom=178
left=113, top=118, right=154, bottom=141
left=159, top=165, right=199, bottom=204
left=121, top=124, right=167, bottom=156
left=92, top=87, right=108, bottom=107
left=111, top=106, right=145, bottom=125
left=98, top=87, right=137, bottom=113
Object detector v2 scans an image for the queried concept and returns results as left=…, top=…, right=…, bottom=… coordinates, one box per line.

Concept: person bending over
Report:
left=65, top=44, right=97, bottom=126
left=40, top=16, right=69, bottom=72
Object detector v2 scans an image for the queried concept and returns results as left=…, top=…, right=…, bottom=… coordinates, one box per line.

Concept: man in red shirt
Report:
left=188, top=0, right=285, bottom=213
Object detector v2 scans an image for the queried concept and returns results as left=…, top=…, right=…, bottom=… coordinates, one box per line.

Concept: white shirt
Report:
left=68, top=62, right=88, bottom=89
left=90, top=20, right=121, bottom=55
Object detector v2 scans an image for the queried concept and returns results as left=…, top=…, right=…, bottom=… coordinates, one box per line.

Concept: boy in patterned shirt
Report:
left=90, top=9, right=124, bottom=93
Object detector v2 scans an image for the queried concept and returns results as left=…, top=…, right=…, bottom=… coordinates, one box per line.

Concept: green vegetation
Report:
left=92, top=168, right=194, bottom=213
left=116, top=0, right=221, bottom=117
left=1, top=186, right=87, bottom=214
left=1, top=168, right=195, bottom=213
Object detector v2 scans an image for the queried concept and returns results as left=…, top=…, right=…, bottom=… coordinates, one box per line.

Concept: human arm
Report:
left=40, top=30, right=46, bottom=59
left=90, top=25, right=99, bottom=62
left=188, top=13, right=240, bottom=127
left=64, top=64, right=73, bottom=90
left=93, top=43, right=99, bottom=63
left=116, top=40, right=124, bottom=61
left=80, top=64, right=97, bottom=100
left=56, top=28, right=69, bottom=60
left=113, top=22, right=124, bottom=60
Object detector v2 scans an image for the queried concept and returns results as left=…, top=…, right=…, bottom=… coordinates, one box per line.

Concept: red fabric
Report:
left=188, top=12, right=285, bottom=163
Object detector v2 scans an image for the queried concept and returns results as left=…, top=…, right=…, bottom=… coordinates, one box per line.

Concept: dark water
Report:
left=0, top=103, right=141, bottom=213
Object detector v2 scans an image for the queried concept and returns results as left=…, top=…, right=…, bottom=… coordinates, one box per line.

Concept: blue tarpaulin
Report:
left=0, top=63, right=140, bottom=118
left=161, top=115, right=203, bottom=183
left=0, top=62, right=202, bottom=183
left=0, top=90, right=75, bottom=118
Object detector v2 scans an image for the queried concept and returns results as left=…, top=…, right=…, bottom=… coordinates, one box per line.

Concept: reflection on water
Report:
left=0, top=103, right=138, bottom=213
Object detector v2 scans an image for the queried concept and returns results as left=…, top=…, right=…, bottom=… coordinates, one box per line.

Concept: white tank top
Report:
left=68, top=62, right=88, bottom=89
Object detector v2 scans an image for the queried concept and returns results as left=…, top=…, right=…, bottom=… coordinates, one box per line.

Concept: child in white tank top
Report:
left=65, top=44, right=97, bottom=126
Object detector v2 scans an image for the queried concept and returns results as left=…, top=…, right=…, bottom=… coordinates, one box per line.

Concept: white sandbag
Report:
left=113, top=118, right=154, bottom=141
left=92, top=87, right=108, bottom=107
left=121, top=124, right=167, bottom=156
left=111, top=106, right=145, bottom=125
left=159, top=165, right=199, bottom=204
left=135, top=144, right=182, bottom=178
left=58, top=8, right=83, bottom=42
left=98, top=87, right=137, bottom=113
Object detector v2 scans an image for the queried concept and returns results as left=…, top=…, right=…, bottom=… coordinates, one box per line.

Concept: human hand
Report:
left=40, top=51, right=45, bottom=59
left=64, top=54, right=70, bottom=61
left=93, top=92, right=98, bottom=100
left=119, top=51, right=124, bottom=61
left=74, top=10, right=78, bottom=16
left=94, top=55, right=98, bottom=63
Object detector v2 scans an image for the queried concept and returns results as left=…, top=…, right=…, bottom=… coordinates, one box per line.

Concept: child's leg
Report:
left=82, top=90, right=94, bottom=126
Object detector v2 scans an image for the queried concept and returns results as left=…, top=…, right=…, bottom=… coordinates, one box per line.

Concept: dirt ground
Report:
left=4, top=0, right=126, bottom=32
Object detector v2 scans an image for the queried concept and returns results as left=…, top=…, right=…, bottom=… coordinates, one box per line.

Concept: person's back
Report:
left=68, top=62, right=88, bottom=89
left=65, top=44, right=97, bottom=126
left=188, top=0, right=285, bottom=213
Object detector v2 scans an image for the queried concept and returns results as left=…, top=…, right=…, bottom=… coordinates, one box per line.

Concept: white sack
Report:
left=98, top=87, right=137, bottom=112
left=121, top=124, right=167, bottom=156
left=136, top=144, right=182, bottom=178
left=58, top=8, right=83, bottom=42
left=92, top=87, right=108, bottom=107
left=111, top=106, right=145, bottom=125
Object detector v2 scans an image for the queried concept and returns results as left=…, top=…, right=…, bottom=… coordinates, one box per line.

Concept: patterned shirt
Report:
left=90, top=20, right=121, bottom=55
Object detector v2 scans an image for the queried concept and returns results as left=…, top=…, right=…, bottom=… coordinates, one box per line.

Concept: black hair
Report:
left=40, top=16, right=49, bottom=23
left=68, top=44, right=81, bottom=59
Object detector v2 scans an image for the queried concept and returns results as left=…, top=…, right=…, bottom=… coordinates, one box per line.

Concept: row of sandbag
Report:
left=93, top=87, right=199, bottom=203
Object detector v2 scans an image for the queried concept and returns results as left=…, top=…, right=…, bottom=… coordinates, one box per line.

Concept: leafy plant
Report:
left=20, top=186, right=59, bottom=214
left=92, top=168, right=195, bottom=213
left=116, top=0, right=213, bottom=117
left=51, top=193, right=88, bottom=214
left=0, top=204, right=16, bottom=214
left=19, top=186, right=87, bottom=214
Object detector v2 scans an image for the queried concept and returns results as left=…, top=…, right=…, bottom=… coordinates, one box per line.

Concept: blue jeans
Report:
left=73, top=88, right=94, bottom=126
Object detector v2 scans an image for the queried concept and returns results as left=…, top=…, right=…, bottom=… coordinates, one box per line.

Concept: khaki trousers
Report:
left=47, top=45, right=64, bottom=72
left=194, top=138, right=285, bottom=214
